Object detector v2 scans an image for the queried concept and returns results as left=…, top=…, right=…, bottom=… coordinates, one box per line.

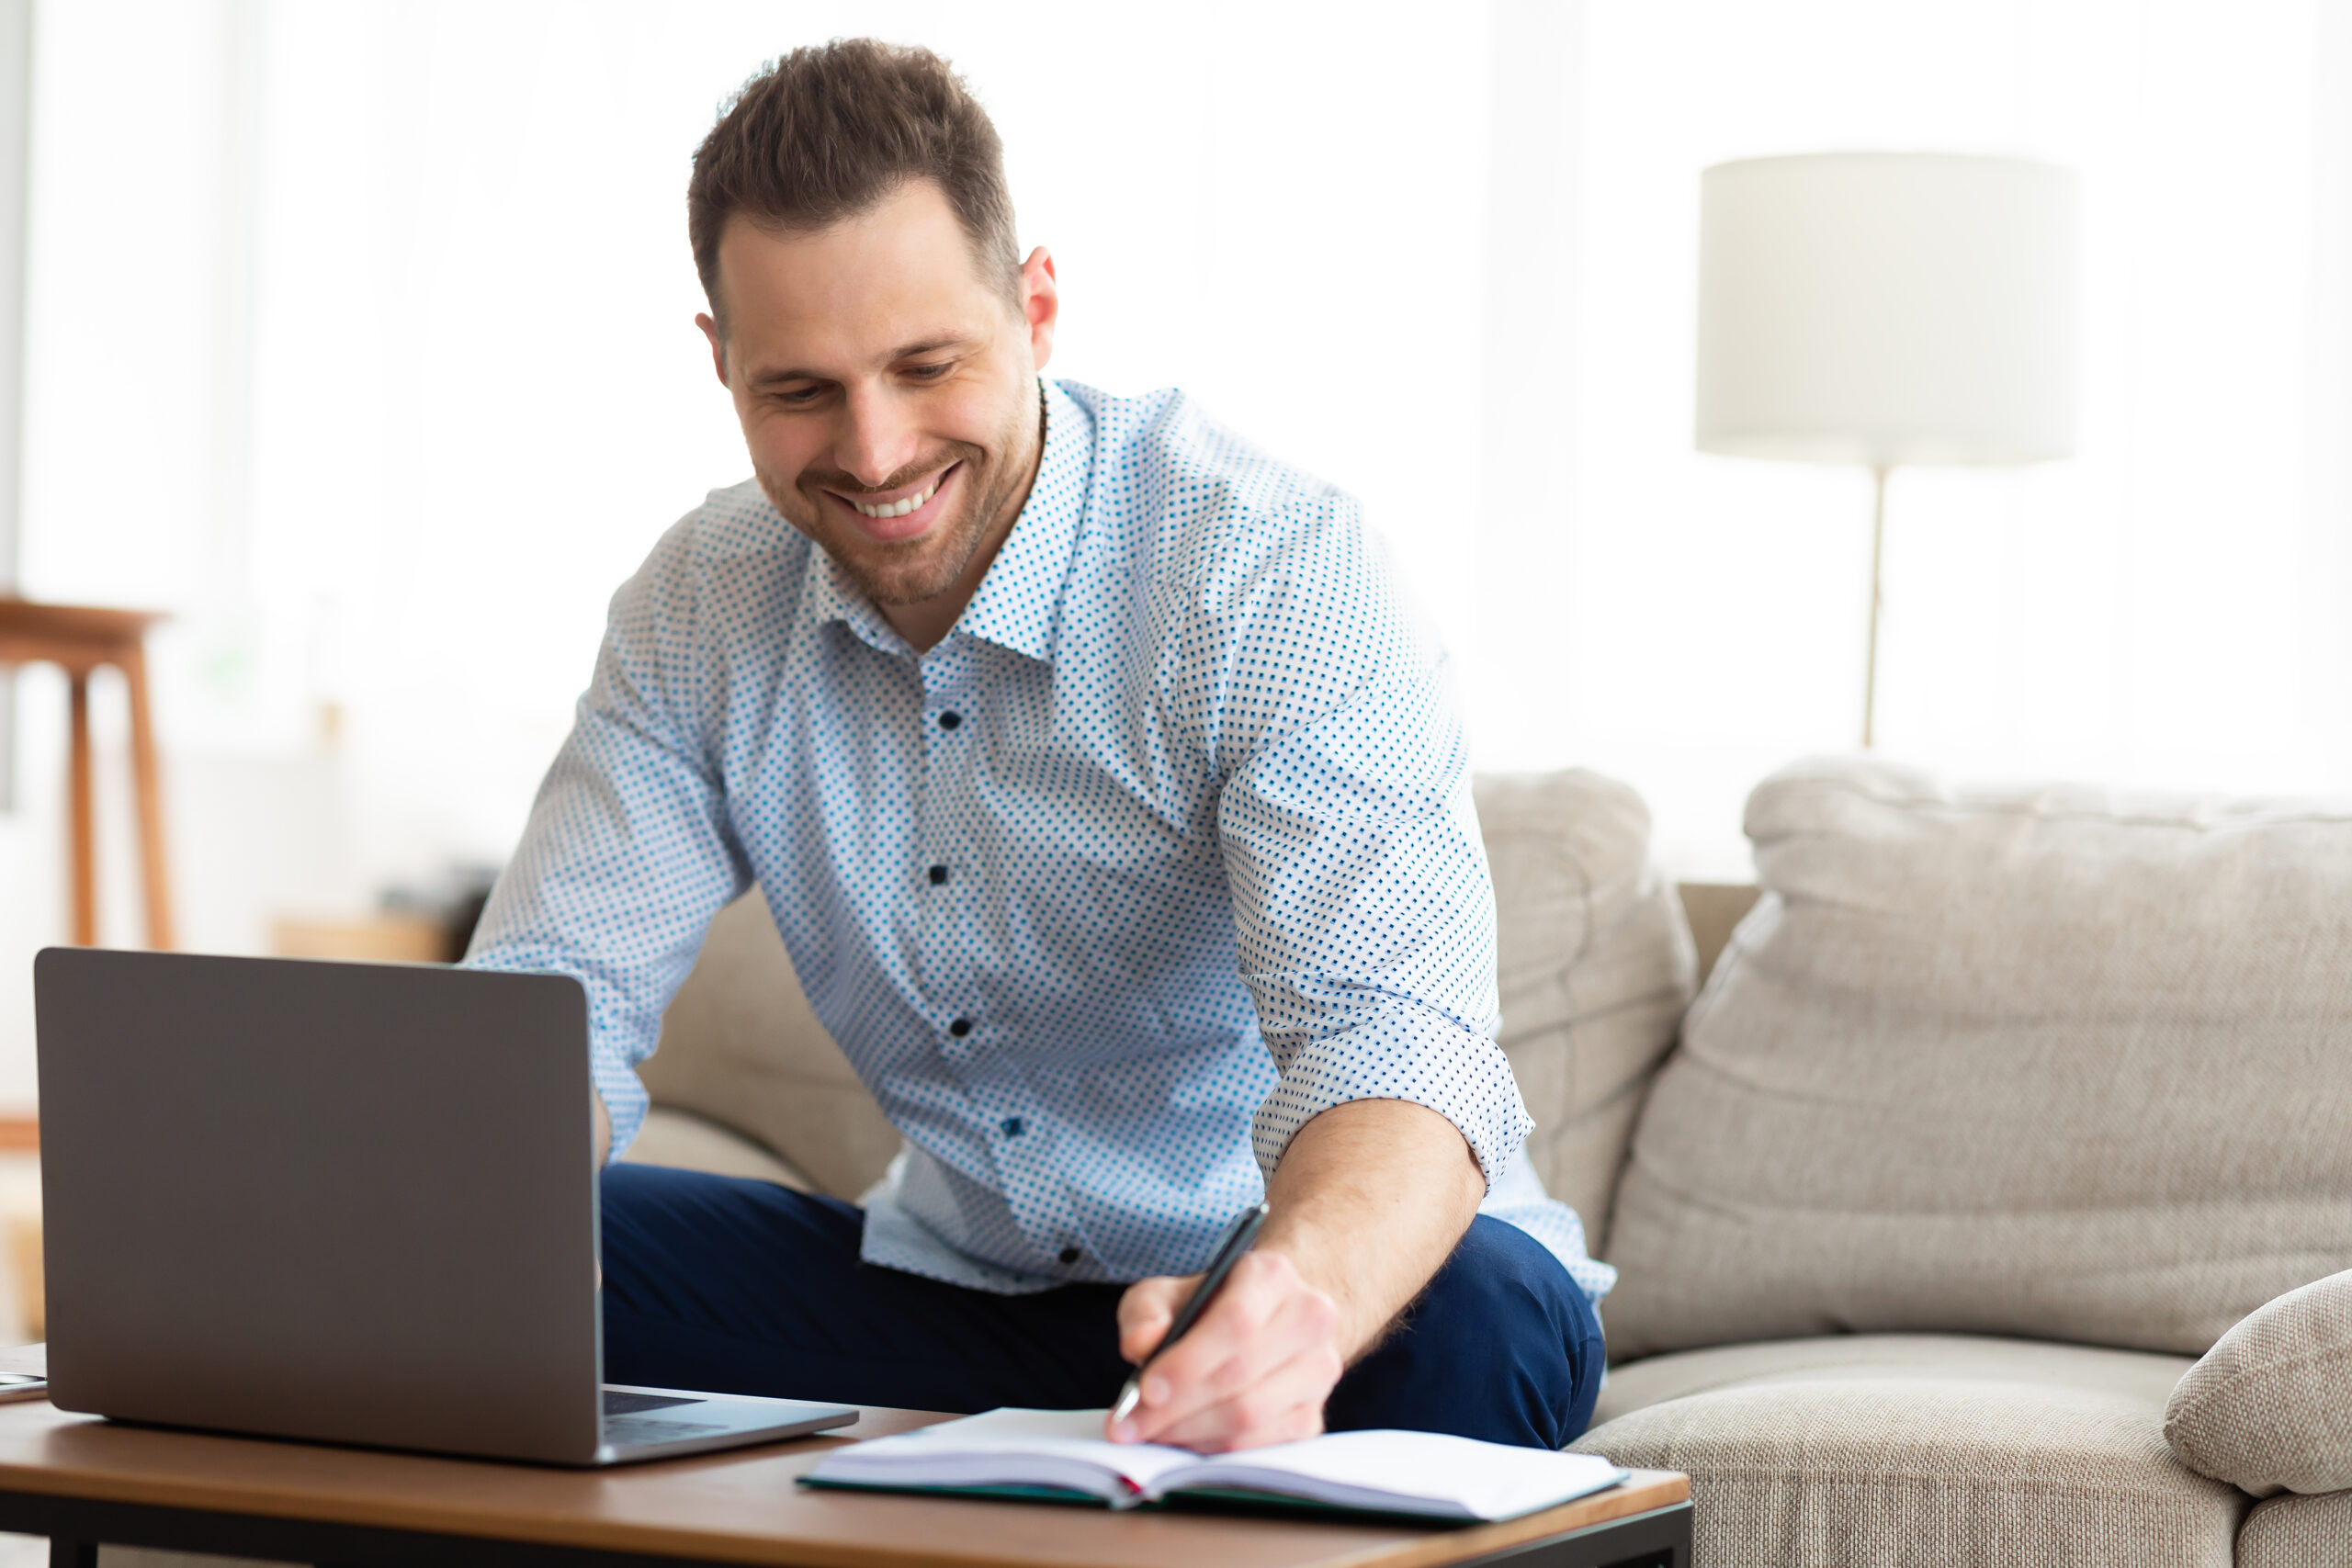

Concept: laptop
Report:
left=32, top=946, right=858, bottom=1465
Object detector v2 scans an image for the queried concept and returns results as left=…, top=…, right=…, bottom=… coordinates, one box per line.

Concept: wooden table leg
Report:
left=66, top=671, right=95, bottom=947
left=121, top=645, right=173, bottom=949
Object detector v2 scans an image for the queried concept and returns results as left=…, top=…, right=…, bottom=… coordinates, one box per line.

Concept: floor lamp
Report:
left=1693, top=152, right=2079, bottom=748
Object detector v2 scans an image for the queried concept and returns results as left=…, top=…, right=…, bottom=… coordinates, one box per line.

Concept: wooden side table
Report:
left=0, top=1395, right=1693, bottom=1568
left=0, top=598, right=172, bottom=949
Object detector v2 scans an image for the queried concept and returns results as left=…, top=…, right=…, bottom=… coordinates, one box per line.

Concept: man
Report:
left=468, top=39, right=1611, bottom=1453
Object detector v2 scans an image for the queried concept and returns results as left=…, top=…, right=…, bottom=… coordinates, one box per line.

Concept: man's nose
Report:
left=835, top=386, right=921, bottom=488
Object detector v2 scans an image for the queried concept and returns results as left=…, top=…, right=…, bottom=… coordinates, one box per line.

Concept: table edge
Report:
left=0, top=1458, right=1690, bottom=1568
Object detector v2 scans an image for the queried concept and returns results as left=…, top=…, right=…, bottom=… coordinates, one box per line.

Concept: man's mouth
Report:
left=851, top=476, right=941, bottom=519
left=827, top=462, right=961, bottom=543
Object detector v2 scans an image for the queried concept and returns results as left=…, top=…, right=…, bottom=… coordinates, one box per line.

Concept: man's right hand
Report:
left=1109, top=1250, right=1343, bottom=1451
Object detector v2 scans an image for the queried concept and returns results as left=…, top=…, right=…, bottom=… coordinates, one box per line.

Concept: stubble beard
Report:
left=758, top=382, right=1043, bottom=609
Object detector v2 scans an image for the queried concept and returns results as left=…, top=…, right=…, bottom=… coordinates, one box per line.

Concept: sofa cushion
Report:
left=2235, top=1490, right=2352, bottom=1568
left=1473, top=771, right=1695, bottom=1249
left=1602, top=758, right=2352, bottom=1361
left=618, top=1105, right=815, bottom=1191
left=639, top=888, right=903, bottom=1200
left=1576, top=1334, right=2242, bottom=1568
left=2165, top=1269, right=2352, bottom=1497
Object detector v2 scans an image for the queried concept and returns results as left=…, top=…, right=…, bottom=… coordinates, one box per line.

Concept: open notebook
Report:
left=802, top=1408, right=1628, bottom=1521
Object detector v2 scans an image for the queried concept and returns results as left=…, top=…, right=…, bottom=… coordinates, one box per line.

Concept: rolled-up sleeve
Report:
left=463, top=520, right=748, bottom=1157
left=1197, top=503, right=1530, bottom=1190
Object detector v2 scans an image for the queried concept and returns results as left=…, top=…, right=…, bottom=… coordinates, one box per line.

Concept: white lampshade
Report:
left=1695, top=152, right=2078, bottom=468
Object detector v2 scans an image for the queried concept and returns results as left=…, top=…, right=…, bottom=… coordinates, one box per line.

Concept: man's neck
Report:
left=881, top=387, right=1048, bottom=653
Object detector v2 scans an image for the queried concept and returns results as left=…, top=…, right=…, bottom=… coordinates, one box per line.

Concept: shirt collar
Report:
left=798, top=378, right=1092, bottom=665
left=953, top=378, right=1091, bottom=664
left=803, top=535, right=902, bottom=656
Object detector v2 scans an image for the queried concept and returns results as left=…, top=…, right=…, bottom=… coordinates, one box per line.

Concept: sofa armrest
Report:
left=2165, top=1268, right=2352, bottom=1496
left=2236, top=1487, right=2352, bottom=1564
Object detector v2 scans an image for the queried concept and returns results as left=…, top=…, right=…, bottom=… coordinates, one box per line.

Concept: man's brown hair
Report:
left=687, top=39, right=1020, bottom=326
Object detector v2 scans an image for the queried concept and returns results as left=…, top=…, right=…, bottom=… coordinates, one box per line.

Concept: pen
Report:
left=1110, top=1201, right=1270, bottom=1428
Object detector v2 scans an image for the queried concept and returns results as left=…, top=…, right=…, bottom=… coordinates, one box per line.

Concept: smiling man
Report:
left=467, top=39, right=1611, bottom=1453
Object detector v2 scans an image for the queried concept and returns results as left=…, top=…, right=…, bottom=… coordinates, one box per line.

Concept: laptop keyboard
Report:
left=604, top=1390, right=706, bottom=1416
left=606, top=1416, right=728, bottom=1445
left=603, top=1389, right=727, bottom=1446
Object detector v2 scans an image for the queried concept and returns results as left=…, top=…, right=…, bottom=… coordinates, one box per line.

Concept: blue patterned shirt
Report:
left=469, top=378, right=1612, bottom=1303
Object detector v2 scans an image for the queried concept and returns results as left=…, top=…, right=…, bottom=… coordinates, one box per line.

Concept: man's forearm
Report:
left=1259, top=1098, right=1487, bottom=1363
left=594, top=1091, right=613, bottom=1168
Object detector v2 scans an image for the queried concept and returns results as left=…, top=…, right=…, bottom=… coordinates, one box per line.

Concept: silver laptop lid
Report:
left=35, top=948, right=605, bottom=1463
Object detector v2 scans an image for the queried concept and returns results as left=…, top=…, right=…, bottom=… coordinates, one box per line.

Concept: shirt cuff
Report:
left=462, top=950, right=655, bottom=1163
left=1250, top=1006, right=1533, bottom=1194
left=590, top=1041, right=650, bottom=1161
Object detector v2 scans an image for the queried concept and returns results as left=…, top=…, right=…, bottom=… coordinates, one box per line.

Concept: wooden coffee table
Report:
left=0, top=1400, right=1689, bottom=1567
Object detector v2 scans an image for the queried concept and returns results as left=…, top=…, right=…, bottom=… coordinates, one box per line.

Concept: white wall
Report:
left=2, top=1, right=2347, bottom=1107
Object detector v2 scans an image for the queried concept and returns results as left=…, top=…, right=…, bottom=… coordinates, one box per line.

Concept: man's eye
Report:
left=904, top=363, right=951, bottom=380
left=775, top=386, right=826, bottom=406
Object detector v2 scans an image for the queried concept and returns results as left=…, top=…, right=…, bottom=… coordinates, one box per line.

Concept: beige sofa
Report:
left=626, top=760, right=2352, bottom=1568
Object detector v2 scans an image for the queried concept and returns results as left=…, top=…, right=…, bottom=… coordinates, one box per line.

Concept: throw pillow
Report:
left=2165, top=1269, right=2352, bottom=1496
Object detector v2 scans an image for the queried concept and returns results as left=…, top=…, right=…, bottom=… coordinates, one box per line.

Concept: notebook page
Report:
left=1156, top=1428, right=1628, bottom=1520
left=807, top=1408, right=1202, bottom=1504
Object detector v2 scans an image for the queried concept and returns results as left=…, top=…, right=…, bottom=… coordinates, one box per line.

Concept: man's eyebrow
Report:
left=893, top=334, right=982, bottom=359
left=745, top=335, right=983, bottom=389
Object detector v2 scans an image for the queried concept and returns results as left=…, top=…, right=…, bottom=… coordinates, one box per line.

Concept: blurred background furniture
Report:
left=0, top=598, right=171, bottom=948
left=267, top=917, right=446, bottom=965
left=633, top=761, right=2352, bottom=1566
left=1693, top=152, right=2080, bottom=746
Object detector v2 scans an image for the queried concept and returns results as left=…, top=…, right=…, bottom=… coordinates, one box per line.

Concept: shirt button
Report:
left=927, top=863, right=949, bottom=886
left=937, top=711, right=962, bottom=729
left=948, top=1018, right=972, bottom=1037
left=1057, top=1246, right=1081, bottom=1265
left=1000, top=1116, right=1025, bottom=1137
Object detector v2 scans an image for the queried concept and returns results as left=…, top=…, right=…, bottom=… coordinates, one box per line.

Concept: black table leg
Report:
left=48, top=1541, right=97, bottom=1568
left=1456, top=1502, right=1691, bottom=1567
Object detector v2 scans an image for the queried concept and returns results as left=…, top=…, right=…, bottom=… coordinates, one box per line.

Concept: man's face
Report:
left=699, top=181, right=1057, bottom=613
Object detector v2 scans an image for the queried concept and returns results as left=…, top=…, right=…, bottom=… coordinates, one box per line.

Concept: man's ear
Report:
left=695, top=311, right=729, bottom=388
left=1020, top=247, right=1059, bottom=372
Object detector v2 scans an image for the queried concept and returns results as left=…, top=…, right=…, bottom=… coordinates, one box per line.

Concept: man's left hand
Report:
left=1107, top=1249, right=1342, bottom=1451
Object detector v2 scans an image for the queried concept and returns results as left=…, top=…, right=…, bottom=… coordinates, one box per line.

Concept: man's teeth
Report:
left=854, top=479, right=940, bottom=519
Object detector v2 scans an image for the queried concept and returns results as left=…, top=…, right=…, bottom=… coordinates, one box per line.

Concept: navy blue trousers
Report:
left=600, top=1163, right=1606, bottom=1450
